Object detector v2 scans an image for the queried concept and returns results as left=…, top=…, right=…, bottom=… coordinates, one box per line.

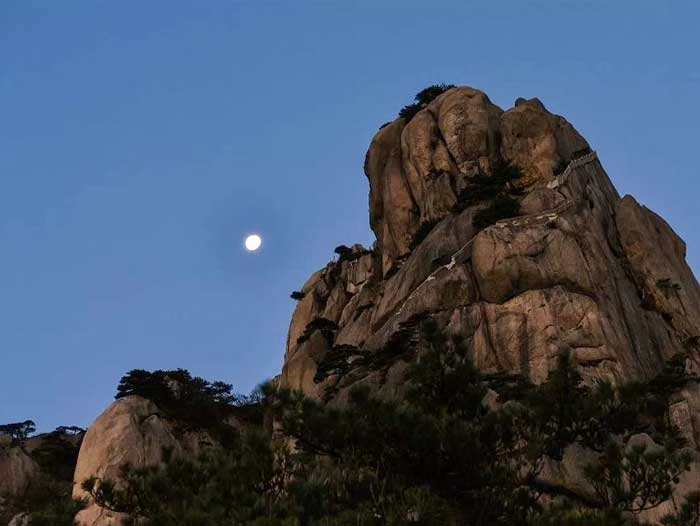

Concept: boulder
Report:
left=73, top=396, right=214, bottom=526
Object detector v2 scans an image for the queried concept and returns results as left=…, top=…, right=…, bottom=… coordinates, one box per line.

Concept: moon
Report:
left=244, top=234, right=262, bottom=252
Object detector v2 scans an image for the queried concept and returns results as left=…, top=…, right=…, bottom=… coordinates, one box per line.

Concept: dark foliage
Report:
left=313, top=344, right=366, bottom=384
left=334, top=245, right=351, bottom=256
left=686, top=336, right=700, bottom=351
left=334, top=245, right=371, bottom=263
left=584, top=439, right=690, bottom=514
left=0, top=420, right=36, bottom=444
left=115, top=369, right=243, bottom=443
left=472, top=194, right=521, bottom=230
left=30, top=432, right=83, bottom=482
left=296, top=318, right=339, bottom=345
left=398, top=83, right=455, bottom=122
left=554, top=158, right=569, bottom=176
left=88, top=320, right=696, bottom=526
left=23, top=476, right=86, bottom=526
left=454, top=163, right=522, bottom=208
left=452, top=163, right=523, bottom=228
left=414, top=84, right=456, bottom=106
left=571, top=147, right=593, bottom=159
left=657, top=278, right=682, bottom=291
left=662, top=491, right=700, bottom=525
left=398, top=102, right=422, bottom=121
left=409, top=219, right=441, bottom=250
left=290, top=290, right=306, bottom=301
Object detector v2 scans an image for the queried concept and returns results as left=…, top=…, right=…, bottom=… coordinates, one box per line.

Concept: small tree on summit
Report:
left=398, top=83, right=456, bottom=122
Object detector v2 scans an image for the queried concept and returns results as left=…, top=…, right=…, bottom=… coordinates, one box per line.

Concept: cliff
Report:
left=282, top=86, right=700, bottom=403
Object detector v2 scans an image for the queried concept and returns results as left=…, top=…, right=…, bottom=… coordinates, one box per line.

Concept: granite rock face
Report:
left=284, top=87, right=700, bottom=404
left=0, top=448, right=38, bottom=498
left=73, top=396, right=218, bottom=526
left=281, top=89, right=700, bottom=515
left=364, top=88, right=590, bottom=275
left=0, top=431, right=83, bottom=524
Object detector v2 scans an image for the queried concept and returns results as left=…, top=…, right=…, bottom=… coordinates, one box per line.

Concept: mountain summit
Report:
left=283, top=86, right=700, bottom=401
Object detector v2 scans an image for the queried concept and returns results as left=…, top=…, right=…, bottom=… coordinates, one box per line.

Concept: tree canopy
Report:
left=0, top=419, right=36, bottom=443
left=83, top=319, right=700, bottom=526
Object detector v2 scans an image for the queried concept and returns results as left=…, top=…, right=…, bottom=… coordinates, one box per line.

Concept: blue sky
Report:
left=1, top=1, right=698, bottom=432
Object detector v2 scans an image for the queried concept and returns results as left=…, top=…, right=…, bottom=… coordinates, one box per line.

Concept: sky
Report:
left=1, top=1, right=698, bottom=433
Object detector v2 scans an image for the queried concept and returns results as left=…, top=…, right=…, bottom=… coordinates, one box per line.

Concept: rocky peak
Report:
left=365, top=86, right=589, bottom=276
left=284, top=85, right=700, bottom=405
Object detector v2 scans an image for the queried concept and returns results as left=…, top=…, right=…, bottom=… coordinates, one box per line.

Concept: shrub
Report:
left=296, top=318, right=338, bottom=345
left=334, top=244, right=371, bottom=263
left=313, top=345, right=365, bottom=383
left=554, top=159, right=568, bottom=176
left=410, top=218, right=440, bottom=250
left=472, top=194, right=521, bottom=230
left=415, top=84, right=456, bottom=106
left=584, top=439, right=691, bottom=514
left=334, top=245, right=351, bottom=256
left=398, top=83, right=455, bottom=122
left=398, top=102, right=423, bottom=121
left=290, top=291, right=306, bottom=301
left=114, top=369, right=244, bottom=441
left=454, top=163, right=522, bottom=209
left=571, top=147, right=593, bottom=159
left=451, top=163, right=523, bottom=229
left=23, top=476, right=86, bottom=526
left=30, top=432, right=83, bottom=481
left=657, top=278, right=682, bottom=291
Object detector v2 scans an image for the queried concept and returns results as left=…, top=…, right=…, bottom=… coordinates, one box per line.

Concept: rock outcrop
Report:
left=73, top=396, right=219, bottom=526
left=0, top=449, right=38, bottom=498
left=365, top=88, right=590, bottom=276
left=281, top=86, right=700, bottom=517
left=1, top=430, right=83, bottom=525
left=283, top=86, right=700, bottom=401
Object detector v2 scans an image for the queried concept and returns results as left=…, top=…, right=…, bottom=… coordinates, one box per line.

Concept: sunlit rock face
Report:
left=73, top=396, right=219, bottom=526
left=282, top=84, right=700, bottom=403
left=364, top=88, right=590, bottom=276
left=279, top=86, right=700, bottom=522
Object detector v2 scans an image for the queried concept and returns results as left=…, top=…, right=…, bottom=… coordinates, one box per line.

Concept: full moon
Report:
left=245, top=234, right=262, bottom=252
